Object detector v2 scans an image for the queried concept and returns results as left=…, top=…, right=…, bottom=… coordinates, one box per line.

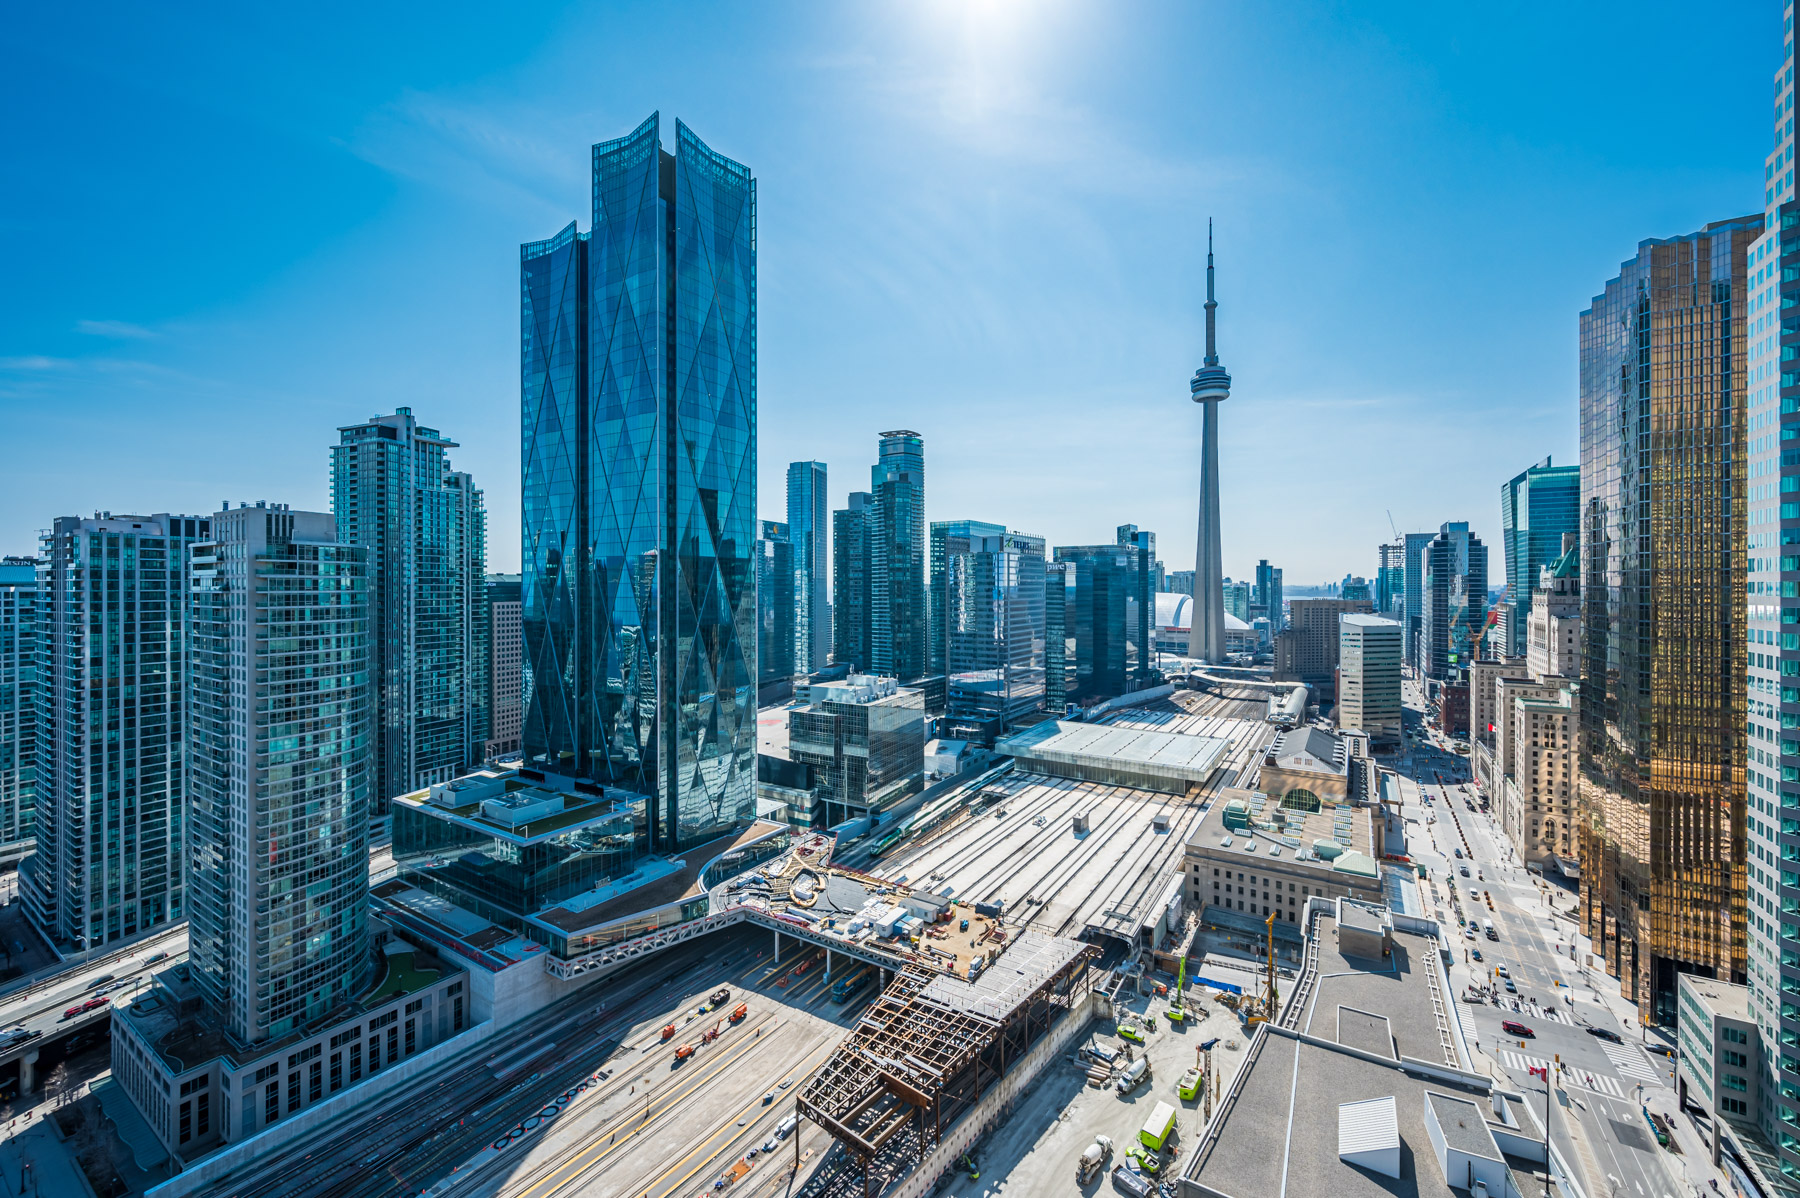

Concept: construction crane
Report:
left=1387, top=510, right=1402, bottom=541
left=1263, top=911, right=1279, bottom=1019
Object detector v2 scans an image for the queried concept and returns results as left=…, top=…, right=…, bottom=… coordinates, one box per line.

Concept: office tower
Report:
left=1167, top=569, right=1196, bottom=598
left=1580, top=214, right=1758, bottom=1025
left=931, top=522, right=1046, bottom=729
left=788, top=675, right=925, bottom=826
left=1741, top=16, right=1800, bottom=1165
left=787, top=461, right=828, bottom=674
left=1045, top=563, right=1070, bottom=711
left=333, top=408, right=487, bottom=802
left=1253, top=559, right=1283, bottom=630
left=1498, top=457, right=1579, bottom=659
left=1337, top=614, right=1402, bottom=743
left=521, top=115, right=757, bottom=852
left=20, top=513, right=208, bottom=951
left=833, top=493, right=873, bottom=672
left=1526, top=536, right=1580, bottom=681
left=870, top=431, right=926, bottom=682
left=1054, top=542, right=1158, bottom=701
left=1419, top=522, right=1488, bottom=681
left=483, top=575, right=523, bottom=759
left=1339, top=576, right=1372, bottom=603
left=1272, top=598, right=1372, bottom=686
left=758, top=520, right=796, bottom=687
left=1396, top=532, right=1436, bottom=668
left=187, top=503, right=372, bottom=1044
left=1118, top=526, right=1157, bottom=675
left=1375, top=542, right=1406, bottom=620
left=1187, top=227, right=1232, bottom=663
left=0, top=557, right=37, bottom=846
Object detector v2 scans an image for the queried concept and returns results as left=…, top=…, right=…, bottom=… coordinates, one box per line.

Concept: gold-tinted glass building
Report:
left=1578, top=216, right=1760, bottom=1025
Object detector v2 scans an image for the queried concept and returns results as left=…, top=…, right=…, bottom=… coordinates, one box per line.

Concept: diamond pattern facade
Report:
left=523, top=114, right=755, bottom=853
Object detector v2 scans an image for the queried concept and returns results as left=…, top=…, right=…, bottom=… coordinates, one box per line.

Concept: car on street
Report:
left=1459, top=865, right=1470, bottom=877
left=1501, top=1020, right=1534, bottom=1038
left=1503, top=979, right=1517, bottom=993
left=1454, top=848, right=1463, bottom=859
left=144, top=952, right=169, bottom=965
left=82, top=996, right=110, bottom=1012
left=1470, top=949, right=1482, bottom=961
left=1493, top=964, right=1509, bottom=978
left=62, top=1004, right=83, bottom=1020
left=1585, top=1026, right=1623, bottom=1043
left=84, top=974, right=114, bottom=991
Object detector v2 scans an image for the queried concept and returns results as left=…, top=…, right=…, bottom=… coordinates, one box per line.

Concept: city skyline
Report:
left=1, top=2, right=1776, bottom=583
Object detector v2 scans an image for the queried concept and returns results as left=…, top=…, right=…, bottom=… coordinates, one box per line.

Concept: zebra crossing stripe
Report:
left=1498, top=1050, right=1627, bottom=1098
left=1600, top=1043, right=1659, bottom=1082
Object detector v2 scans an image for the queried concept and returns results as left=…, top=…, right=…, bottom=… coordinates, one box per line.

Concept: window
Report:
left=254, top=1062, right=279, bottom=1085
left=197, top=1092, right=210, bottom=1137
left=179, top=1101, right=192, bottom=1144
left=387, top=1027, right=399, bottom=1063
left=265, top=1085, right=279, bottom=1125
left=287, top=1072, right=300, bottom=1113
left=405, top=1019, right=417, bottom=1056
left=350, top=1042, right=363, bottom=1082
left=1725, top=1074, right=1749, bottom=1092
left=453, top=995, right=465, bottom=1032
left=405, top=998, right=425, bottom=1016
left=330, top=1053, right=343, bottom=1093
left=368, top=1036, right=381, bottom=1072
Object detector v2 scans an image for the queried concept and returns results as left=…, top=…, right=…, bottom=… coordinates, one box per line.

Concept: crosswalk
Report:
left=1497, top=1050, right=1628, bottom=1098
left=1599, top=1041, right=1663, bottom=1083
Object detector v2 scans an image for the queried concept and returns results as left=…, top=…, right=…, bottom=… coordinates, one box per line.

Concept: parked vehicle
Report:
left=1115, top=1057, right=1150, bottom=1094
left=1077, top=1135, right=1114, bottom=1184
left=729, top=1003, right=748, bottom=1022
left=1585, top=1026, right=1624, bottom=1043
left=1111, top=1164, right=1153, bottom=1198
left=1501, top=1020, right=1534, bottom=1038
left=1139, top=1101, right=1176, bottom=1151
left=709, top=988, right=731, bottom=1007
left=662, top=1023, right=677, bottom=1041
left=673, top=1043, right=695, bottom=1062
left=1125, top=1144, right=1161, bottom=1176
left=775, top=1114, right=798, bottom=1140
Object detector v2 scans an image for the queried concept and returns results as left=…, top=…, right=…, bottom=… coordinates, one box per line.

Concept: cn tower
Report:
left=1187, top=222, right=1231, bottom=664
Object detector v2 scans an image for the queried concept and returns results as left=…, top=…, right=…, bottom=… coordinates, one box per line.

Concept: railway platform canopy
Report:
left=797, top=930, right=1095, bottom=1198
left=994, top=719, right=1232, bottom=794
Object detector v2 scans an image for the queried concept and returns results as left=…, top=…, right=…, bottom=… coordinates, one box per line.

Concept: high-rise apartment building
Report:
left=186, top=503, right=372, bottom=1044
left=1117, top=526, right=1157, bottom=674
left=787, top=461, right=828, bottom=674
left=1045, top=562, right=1070, bottom=711
left=483, top=575, right=522, bottom=759
left=1739, top=10, right=1800, bottom=1169
left=1222, top=579, right=1251, bottom=622
left=1419, top=522, right=1488, bottom=681
left=1336, top=614, right=1402, bottom=743
left=20, top=513, right=208, bottom=951
left=520, top=114, right=757, bottom=852
left=870, top=431, right=926, bottom=682
left=758, top=520, right=796, bottom=687
left=1375, top=541, right=1405, bottom=621
left=1498, top=457, right=1579, bottom=659
left=0, top=558, right=38, bottom=846
left=1167, top=569, right=1196, bottom=599
left=1272, top=598, right=1372, bottom=687
left=333, top=408, right=487, bottom=804
left=832, top=493, right=873, bottom=672
left=1579, top=214, right=1759, bottom=1026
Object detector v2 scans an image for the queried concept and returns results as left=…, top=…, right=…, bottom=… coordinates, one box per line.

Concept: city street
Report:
left=1393, top=677, right=1713, bottom=1198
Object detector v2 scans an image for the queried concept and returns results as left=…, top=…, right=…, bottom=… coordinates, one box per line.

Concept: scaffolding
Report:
left=797, top=931, right=1096, bottom=1198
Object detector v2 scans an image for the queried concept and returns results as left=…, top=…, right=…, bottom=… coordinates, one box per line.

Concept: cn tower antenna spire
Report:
left=1204, top=218, right=1219, bottom=367
left=1187, top=220, right=1232, bottom=665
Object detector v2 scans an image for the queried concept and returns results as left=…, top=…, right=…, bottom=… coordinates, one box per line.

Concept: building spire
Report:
left=1204, top=218, right=1219, bottom=368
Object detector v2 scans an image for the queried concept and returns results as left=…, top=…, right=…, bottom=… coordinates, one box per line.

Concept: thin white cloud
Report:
left=75, top=319, right=157, bottom=340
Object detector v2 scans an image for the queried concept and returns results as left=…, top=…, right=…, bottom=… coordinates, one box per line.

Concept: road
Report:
left=1394, top=676, right=1690, bottom=1198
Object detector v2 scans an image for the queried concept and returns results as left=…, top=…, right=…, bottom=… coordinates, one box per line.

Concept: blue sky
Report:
left=1, top=1, right=1775, bottom=583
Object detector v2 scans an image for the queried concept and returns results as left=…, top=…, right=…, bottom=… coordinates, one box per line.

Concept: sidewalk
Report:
left=0, top=1117, right=92, bottom=1198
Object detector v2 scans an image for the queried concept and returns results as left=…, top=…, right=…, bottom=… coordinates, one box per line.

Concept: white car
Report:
left=1494, top=964, right=1509, bottom=978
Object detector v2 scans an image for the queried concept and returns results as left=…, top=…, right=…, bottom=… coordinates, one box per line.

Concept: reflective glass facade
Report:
left=832, top=492, right=873, bottom=671
left=187, top=505, right=371, bottom=1044
left=930, top=521, right=1046, bottom=726
left=1420, top=522, right=1488, bottom=680
left=21, top=513, right=208, bottom=951
left=870, top=431, right=926, bottom=682
left=1578, top=216, right=1758, bottom=1026
left=1499, top=458, right=1579, bottom=658
left=786, top=460, right=828, bottom=673
left=757, top=520, right=795, bottom=685
left=0, top=558, right=37, bottom=846
left=521, top=114, right=757, bottom=854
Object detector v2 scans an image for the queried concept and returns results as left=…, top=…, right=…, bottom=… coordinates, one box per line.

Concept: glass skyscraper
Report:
left=21, top=513, right=208, bottom=951
left=930, top=521, right=1046, bottom=728
left=187, top=504, right=372, bottom=1044
left=1419, top=521, right=1487, bottom=681
left=1579, top=215, right=1758, bottom=1026
left=521, top=114, right=757, bottom=854
left=832, top=492, right=873, bottom=672
left=786, top=460, right=828, bottom=674
left=871, top=431, right=926, bottom=682
left=757, top=520, right=795, bottom=687
left=0, top=557, right=38, bottom=847
left=332, top=408, right=487, bottom=804
left=1498, top=457, right=1579, bottom=659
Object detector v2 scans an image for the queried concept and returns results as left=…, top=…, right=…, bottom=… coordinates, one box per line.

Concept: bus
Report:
left=1140, top=1101, right=1177, bottom=1152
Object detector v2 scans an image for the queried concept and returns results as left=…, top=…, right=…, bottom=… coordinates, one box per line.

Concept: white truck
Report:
left=1077, top=1135, right=1114, bottom=1183
left=1115, top=1057, right=1150, bottom=1094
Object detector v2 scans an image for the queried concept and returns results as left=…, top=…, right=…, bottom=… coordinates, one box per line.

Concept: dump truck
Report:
left=1140, top=1101, right=1176, bottom=1152
left=1077, top=1135, right=1114, bottom=1183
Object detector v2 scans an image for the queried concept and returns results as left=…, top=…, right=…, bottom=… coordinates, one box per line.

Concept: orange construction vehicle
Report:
left=661, top=1023, right=677, bottom=1041
left=674, top=1043, right=695, bottom=1062
left=730, top=1002, right=748, bottom=1022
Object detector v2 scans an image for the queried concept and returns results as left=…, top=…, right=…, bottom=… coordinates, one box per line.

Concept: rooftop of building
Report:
left=1292, top=903, right=1459, bottom=1067
left=1189, top=789, right=1380, bottom=882
left=807, top=674, right=909, bottom=707
left=121, top=935, right=460, bottom=1078
left=391, top=766, right=639, bottom=846
left=1681, top=974, right=1751, bottom=1021
left=530, top=820, right=790, bottom=934
left=1153, top=591, right=1251, bottom=631
left=1265, top=725, right=1349, bottom=777
left=370, top=880, right=544, bottom=970
left=1340, top=612, right=1402, bottom=630
left=995, top=718, right=1232, bottom=788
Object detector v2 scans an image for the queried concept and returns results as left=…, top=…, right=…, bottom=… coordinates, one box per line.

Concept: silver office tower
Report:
left=0, top=557, right=38, bottom=846
left=187, top=504, right=371, bottom=1044
left=521, top=114, right=756, bottom=852
left=787, top=461, right=828, bottom=674
left=333, top=408, right=487, bottom=807
left=20, top=513, right=208, bottom=950
left=1188, top=227, right=1231, bottom=664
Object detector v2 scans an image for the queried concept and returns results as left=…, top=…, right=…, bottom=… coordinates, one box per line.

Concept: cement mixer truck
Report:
left=1076, top=1135, right=1114, bottom=1183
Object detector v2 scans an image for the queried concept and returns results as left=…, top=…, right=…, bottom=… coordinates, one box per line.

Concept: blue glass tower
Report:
left=521, top=114, right=757, bottom=853
left=1497, top=456, right=1578, bottom=658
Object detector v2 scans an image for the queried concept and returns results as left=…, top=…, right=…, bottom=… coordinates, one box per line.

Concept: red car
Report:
left=62, top=1005, right=82, bottom=1020
left=1501, top=1020, right=1534, bottom=1038
left=81, top=996, right=110, bottom=1013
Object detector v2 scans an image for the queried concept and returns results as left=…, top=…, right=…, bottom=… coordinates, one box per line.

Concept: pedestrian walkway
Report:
left=1597, top=1041, right=1660, bottom=1085
left=0, top=1117, right=90, bottom=1198
left=1497, top=1049, right=1628, bottom=1099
